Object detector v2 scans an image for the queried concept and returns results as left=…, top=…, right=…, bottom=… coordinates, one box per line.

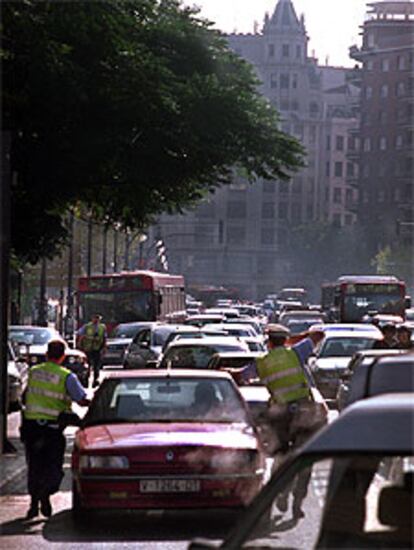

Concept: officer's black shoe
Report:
left=26, top=499, right=39, bottom=519
left=40, top=497, right=52, bottom=517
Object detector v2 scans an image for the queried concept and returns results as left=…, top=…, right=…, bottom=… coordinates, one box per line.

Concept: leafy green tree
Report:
left=3, top=0, right=303, bottom=263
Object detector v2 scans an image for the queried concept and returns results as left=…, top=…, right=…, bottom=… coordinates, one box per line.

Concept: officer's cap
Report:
left=266, top=324, right=290, bottom=338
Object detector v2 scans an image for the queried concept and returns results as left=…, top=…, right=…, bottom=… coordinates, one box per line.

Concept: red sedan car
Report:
left=71, top=370, right=265, bottom=518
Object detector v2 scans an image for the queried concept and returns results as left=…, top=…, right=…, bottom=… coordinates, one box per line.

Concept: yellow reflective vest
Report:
left=81, top=322, right=106, bottom=352
left=24, top=362, right=72, bottom=421
left=257, top=347, right=310, bottom=405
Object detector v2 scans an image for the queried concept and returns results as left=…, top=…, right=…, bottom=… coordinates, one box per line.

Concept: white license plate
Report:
left=139, top=479, right=200, bottom=493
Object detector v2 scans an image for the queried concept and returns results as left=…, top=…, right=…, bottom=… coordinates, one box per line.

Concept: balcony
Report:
left=346, top=175, right=359, bottom=188
left=346, top=149, right=360, bottom=161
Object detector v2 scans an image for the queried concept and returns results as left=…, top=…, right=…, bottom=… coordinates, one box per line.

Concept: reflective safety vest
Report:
left=257, top=347, right=311, bottom=405
left=24, top=362, right=72, bottom=421
left=81, top=322, right=106, bottom=352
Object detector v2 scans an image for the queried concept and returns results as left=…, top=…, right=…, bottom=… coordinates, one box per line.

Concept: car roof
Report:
left=304, top=393, right=414, bottom=454
left=9, top=325, right=57, bottom=331
left=321, top=330, right=382, bottom=340
left=353, top=349, right=406, bottom=358
left=210, top=351, right=262, bottom=359
left=204, top=323, right=253, bottom=330
left=101, top=369, right=233, bottom=380
left=313, top=323, right=381, bottom=333
left=165, top=337, right=246, bottom=348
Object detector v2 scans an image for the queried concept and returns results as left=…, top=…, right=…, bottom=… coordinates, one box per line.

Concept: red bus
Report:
left=77, top=271, right=186, bottom=330
left=321, top=276, right=406, bottom=323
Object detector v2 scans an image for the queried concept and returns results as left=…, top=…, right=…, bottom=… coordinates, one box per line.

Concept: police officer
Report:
left=78, top=313, right=107, bottom=387
left=242, top=323, right=326, bottom=518
left=396, top=324, right=414, bottom=350
left=22, top=340, right=90, bottom=519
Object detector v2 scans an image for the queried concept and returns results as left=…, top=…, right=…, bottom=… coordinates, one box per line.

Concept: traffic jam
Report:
left=7, top=271, right=414, bottom=548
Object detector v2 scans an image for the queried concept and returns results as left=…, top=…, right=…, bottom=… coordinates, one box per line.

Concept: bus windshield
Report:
left=343, top=284, right=404, bottom=321
left=78, top=290, right=155, bottom=325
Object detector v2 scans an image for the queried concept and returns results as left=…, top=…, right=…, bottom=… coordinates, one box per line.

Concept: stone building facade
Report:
left=155, top=0, right=360, bottom=300
left=350, top=0, right=414, bottom=252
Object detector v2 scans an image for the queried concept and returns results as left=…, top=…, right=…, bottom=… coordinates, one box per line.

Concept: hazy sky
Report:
left=183, top=0, right=368, bottom=67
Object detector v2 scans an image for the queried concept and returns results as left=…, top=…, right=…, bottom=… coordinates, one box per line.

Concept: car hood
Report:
left=314, top=357, right=351, bottom=370
left=77, top=422, right=257, bottom=451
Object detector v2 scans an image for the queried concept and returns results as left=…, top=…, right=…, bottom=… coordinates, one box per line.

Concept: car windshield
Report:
left=8, top=327, right=57, bottom=345
left=78, top=290, right=155, bottom=324
left=287, top=320, right=321, bottom=334
left=84, top=377, right=249, bottom=424
left=319, top=337, right=376, bottom=357
left=162, top=344, right=246, bottom=368
left=110, top=324, right=144, bottom=338
left=153, top=327, right=178, bottom=347
left=239, top=453, right=413, bottom=550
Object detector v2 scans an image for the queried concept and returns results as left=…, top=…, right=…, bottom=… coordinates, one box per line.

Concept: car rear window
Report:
left=84, top=377, right=248, bottom=424
left=320, top=337, right=376, bottom=357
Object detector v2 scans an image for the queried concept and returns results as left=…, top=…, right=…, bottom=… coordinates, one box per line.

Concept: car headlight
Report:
left=30, top=355, right=38, bottom=364
left=67, top=356, right=76, bottom=364
left=79, top=455, right=129, bottom=470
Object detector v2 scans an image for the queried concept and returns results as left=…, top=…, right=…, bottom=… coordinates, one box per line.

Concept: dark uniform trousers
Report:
left=22, top=419, right=66, bottom=500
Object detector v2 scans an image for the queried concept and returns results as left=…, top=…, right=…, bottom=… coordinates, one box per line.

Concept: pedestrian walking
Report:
left=21, top=340, right=90, bottom=519
left=77, top=313, right=107, bottom=387
left=241, top=324, right=327, bottom=519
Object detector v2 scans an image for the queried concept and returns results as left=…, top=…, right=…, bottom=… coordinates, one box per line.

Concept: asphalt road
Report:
left=0, top=376, right=338, bottom=550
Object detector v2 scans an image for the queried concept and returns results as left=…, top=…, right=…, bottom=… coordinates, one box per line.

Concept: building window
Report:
left=309, top=125, right=317, bottom=144
left=291, top=203, right=301, bottom=223
left=363, top=137, right=371, bottom=152
left=261, top=228, right=275, bottom=246
left=226, top=226, right=246, bottom=245
left=326, top=135, right=331, bottom=151
left=380, top=84, right=389, bottom=98
left=379, top=136, right=387, bottom=151
left=291, top=99, right=299, bottom=111
left=346, top=189, right=353, bottom=202
left=334, top=162, right=343, bottom=177
left=396, top=135, right=403, bottom=150
left=367, top=33, right=375, bottom=48
left=262, top=203, right=275, bottom=219
left=333, top=213, right=341, bottom=226
left=296, top=45, right=301, bottom=59
left=282, top=44, right=290, bottom=58
left=280, top=73, right=290, bottom=89
left=379, top=111, right=387, bottom=124
left=381, top=59, right=390, bottom=72
left=346, top=162, right=355, bottom=177
left=366, top=60, right=374, bottom=71
left=326, top=162, right=330, bottom=177
left=345, top=215, right=353, bottom=226
left=278, top=202, right=288, bottom=219
left=309, top=102, right=319, bottom=117
left=198, top=201, right=216, bottom=218
left=398, top=55, right=406, bottom=70
left=227, top=201, right=246, bottom=218
left=280, top=99, right=290, bottom=111
left=365, top=86, right=373, bottom=99
left=325, top=188, right=330, bottom=201
left=292, top=74, right=298, bottom=89
left=268, top=44, right=275, bottom=58
left=336, top=135, right=344, bottom=151
left=348, top=136, right=355, bottom=151
left=263, top=181, right=275, bottom=193
left=396, top=82, right=405, bottom=97
left=270, top=73, right=278, bottom=89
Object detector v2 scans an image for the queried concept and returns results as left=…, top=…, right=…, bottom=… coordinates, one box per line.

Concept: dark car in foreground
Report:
left=102, top=322, right=157, bottom=366
left=71, top=370, right=265, bottom=520
left=190, top=393, right=414, bottom=549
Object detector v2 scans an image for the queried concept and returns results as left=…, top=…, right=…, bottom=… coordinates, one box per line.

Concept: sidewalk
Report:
left=0, top=412, right=27, bottom=496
